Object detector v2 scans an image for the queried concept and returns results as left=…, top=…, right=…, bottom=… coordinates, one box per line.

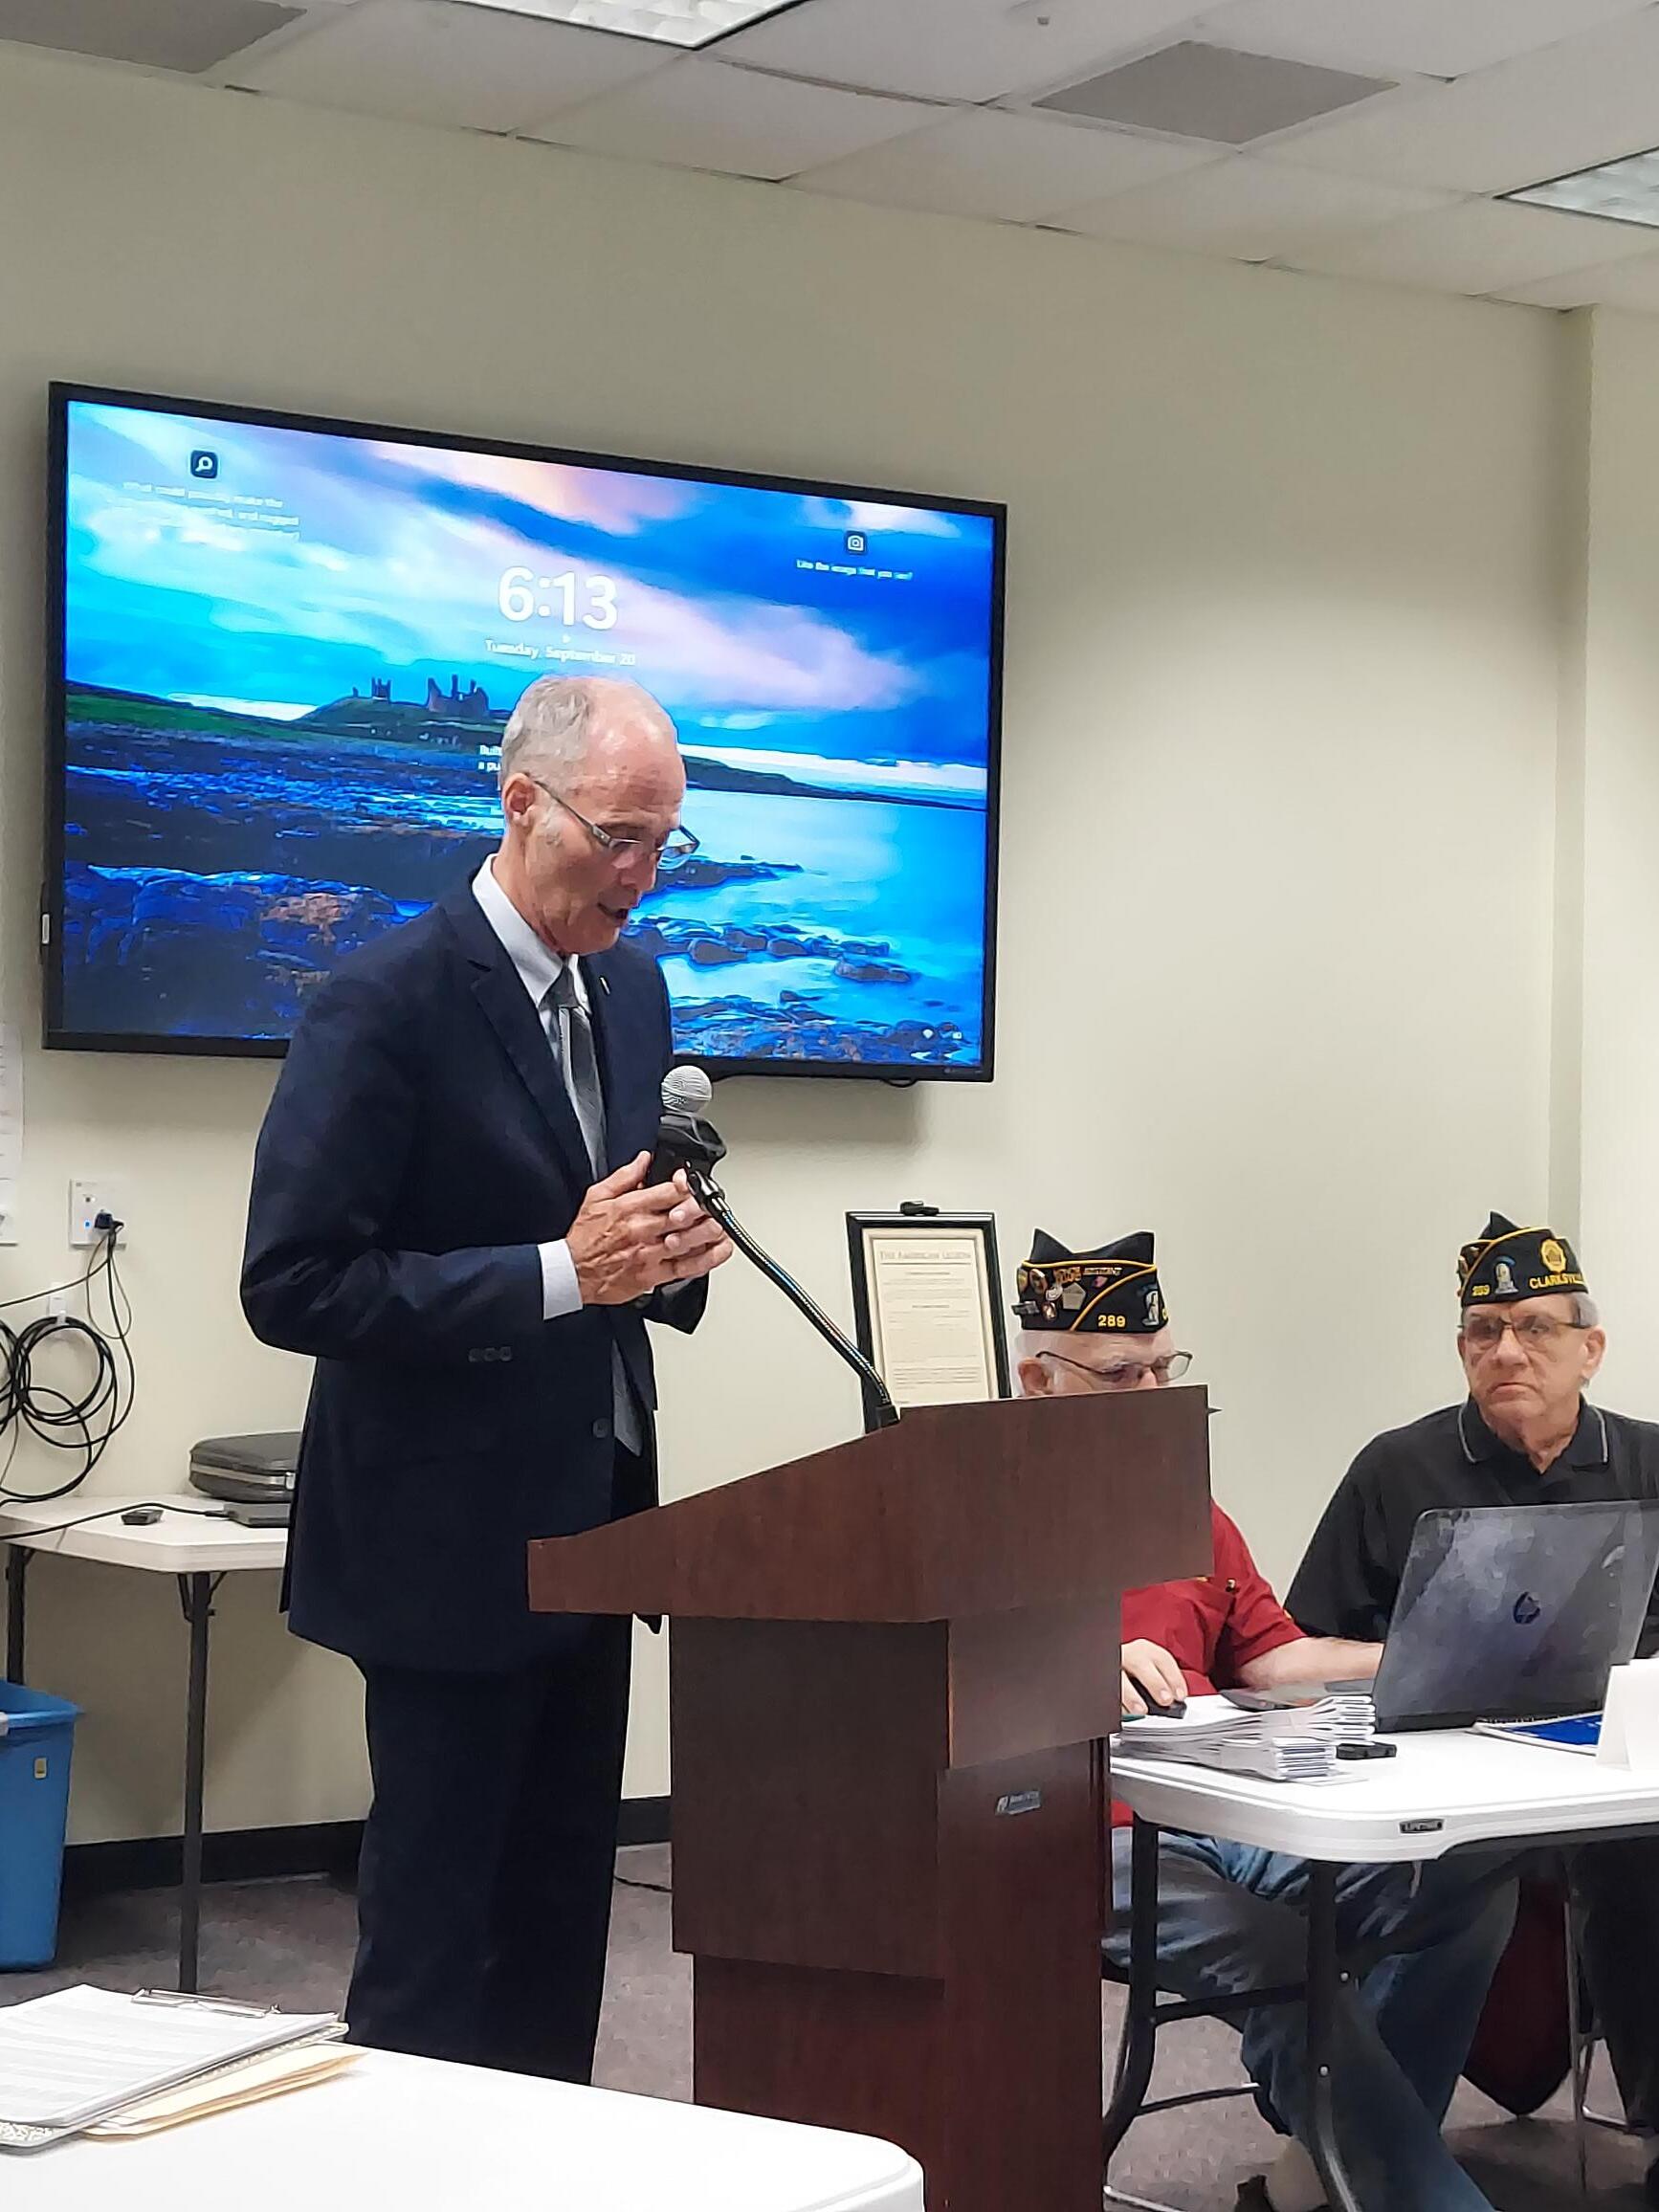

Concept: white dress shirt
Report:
left=471, top=857, right=587, bottom=1321
left=471, top=858, right=646, bottom=1456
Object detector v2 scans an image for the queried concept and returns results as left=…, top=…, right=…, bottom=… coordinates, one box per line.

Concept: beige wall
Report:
left=0, top=48, right=1564, bottom=1843
left=1569, top=309, right=1659, bottom=1420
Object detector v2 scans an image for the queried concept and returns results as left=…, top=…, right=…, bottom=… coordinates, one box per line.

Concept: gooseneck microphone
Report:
left=656, top=1065, right=900, bottom=1431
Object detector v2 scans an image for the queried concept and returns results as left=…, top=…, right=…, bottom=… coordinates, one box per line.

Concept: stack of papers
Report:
left=90, top=2043, right=361, bottom=2136
left=1113, top=1692, right=1377, bottom=1784
left=1280, top=1690, right=1376, bottom=1745
left=0, top=1985, right=343, bottom=2150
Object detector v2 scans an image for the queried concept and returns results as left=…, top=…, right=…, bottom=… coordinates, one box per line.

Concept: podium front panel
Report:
left=672, top=1619, right=947, bottom=1980
left=946, top=1600, right=1118, bottom=1769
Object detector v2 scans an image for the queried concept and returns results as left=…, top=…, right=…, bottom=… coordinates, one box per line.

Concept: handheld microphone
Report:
left=659, top=1064, right=899, bottom=1431
left=650, top=1064, right=727, bottom=1184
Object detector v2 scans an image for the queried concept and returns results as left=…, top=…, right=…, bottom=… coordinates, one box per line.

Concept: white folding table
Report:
left=1108, top=1714, right=1659, bottom=2212
left=0, top=1494, right=289, bottom=1994
left=0, top=2045, right=926, bottom=2210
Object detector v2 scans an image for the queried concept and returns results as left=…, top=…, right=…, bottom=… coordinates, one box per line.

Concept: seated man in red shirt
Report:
left=1015, top=1230, right=1517, bottom=2212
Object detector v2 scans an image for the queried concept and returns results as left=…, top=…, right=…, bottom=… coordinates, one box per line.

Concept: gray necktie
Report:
left=545, top=963, right=641, bottom=1456
left=546, top=963, right=605, bottom=1175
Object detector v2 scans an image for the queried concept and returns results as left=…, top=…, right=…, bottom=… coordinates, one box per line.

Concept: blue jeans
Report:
left=1105, top=1827, right=1517, bottom=2211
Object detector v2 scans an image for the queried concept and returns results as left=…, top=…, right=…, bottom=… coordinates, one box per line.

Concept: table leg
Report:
left=5, top=1546, right=30, bottom=1683
left=1564, top=1891, right=1591, bottom=2195
left=1102, top=1816, right=1162, bottom=2165
left=177, top=1572, right=214, bottom=1994
left=1305, top=1862, right=1365, bottom=2212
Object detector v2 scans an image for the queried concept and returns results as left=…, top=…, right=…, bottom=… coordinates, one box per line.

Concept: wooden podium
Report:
left=529, top=1387, right=1210, bottom=2212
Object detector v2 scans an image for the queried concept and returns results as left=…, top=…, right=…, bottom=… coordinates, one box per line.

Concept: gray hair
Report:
left=498, top=675, right=674, bottom=789
left=498, top=677, right=602, bottom=788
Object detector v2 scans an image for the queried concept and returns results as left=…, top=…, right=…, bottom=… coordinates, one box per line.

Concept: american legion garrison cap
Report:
left=1013, top=1229, right=1167, bottom=1335
left=1457, top=1211, right=1587, bottom=1307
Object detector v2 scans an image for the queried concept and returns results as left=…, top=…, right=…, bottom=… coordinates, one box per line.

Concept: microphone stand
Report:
left=686, top=1162, right=901, bottom=1431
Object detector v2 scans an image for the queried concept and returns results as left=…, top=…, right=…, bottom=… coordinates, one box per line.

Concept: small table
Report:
left=1108, top=1714, right=1659, bottom=2212
left=1, top=2045, right=926, bottom=2210
left=0, top=1494, right=288, bottom=1995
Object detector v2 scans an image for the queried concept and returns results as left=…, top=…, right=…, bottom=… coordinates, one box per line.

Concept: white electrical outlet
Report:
left=68, top=1177, right=128, bottom=1248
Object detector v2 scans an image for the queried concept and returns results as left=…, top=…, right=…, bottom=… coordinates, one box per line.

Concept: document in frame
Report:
left=852, top=1215, right=1007, bottom=1410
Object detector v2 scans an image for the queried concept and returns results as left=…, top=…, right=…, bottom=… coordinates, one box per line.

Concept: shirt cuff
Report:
left=539, top=1239, right=582, bottom=1318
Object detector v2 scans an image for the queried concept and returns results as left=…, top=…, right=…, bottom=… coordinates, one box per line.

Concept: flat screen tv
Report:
left=46, top=386, right=1004, bottom=1078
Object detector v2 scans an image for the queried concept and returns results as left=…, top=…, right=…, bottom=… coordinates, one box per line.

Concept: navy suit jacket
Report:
left=240, top=879, right=701, bottom=1671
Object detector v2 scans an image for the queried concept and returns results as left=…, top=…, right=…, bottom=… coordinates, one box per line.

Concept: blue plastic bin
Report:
left=0, top=1683, right=81, bottom=1969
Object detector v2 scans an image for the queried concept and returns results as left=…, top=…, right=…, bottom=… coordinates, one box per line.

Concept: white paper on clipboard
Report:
left=0, top=1985, right=340, bottom=2139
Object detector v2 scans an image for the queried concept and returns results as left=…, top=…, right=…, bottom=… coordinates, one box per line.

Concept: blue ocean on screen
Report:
left=55, top=398, right=1000, bottom=1071
left=60, top=729, right=987, bottom=1065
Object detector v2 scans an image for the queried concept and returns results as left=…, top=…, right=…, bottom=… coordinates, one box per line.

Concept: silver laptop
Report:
left=1369, top=1501, right=1659, bottom=1733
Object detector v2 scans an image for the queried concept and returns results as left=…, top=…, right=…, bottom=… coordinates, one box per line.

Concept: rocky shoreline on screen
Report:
left=671, top=992, right=971, bottom=1066
left=65, top=765, right=809, bottom=908
left=629, top=913, right=914, bottom=987
left=67, top=782, right=496, bottom=902
left=60, top=863, right=937, bottom=1049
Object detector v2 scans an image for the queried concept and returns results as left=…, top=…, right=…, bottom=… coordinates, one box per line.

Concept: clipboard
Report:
left=0, top=1986, right=344, bottom=2151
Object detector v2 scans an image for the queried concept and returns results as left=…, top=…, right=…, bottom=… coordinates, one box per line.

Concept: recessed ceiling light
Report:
left=1506, top=146, right=1659, bottom=232
left=448, top=0, right=807, bottom=48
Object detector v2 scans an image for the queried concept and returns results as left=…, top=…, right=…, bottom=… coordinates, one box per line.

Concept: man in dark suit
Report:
left=242, top=674, right=730, bottom=2082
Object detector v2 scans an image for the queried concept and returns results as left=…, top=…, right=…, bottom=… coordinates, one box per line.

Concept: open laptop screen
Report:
left=1374, top=1501, right=1659, bottom=1732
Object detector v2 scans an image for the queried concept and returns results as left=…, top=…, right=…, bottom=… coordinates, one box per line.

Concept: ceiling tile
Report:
left=1269, top=10, right=1659, bottom=194
left=466, top=0, right=801, bottom=44
left=199, top=0, right=363, bottom=80
left=793, top=108, right=1217, bottom=225
left=230, top=0, right=665, bottom=127
left=522, top=56, right=928, bottom=179
left=1033, top=41, right=1392, bottom=144
left=1189, top=0, right=1653, bottom=83
left=0, top=0, right=302, bottom=73
left=717, top=0, right=1212, bottom=103
left=1052, top=155, right=1456, bottom=262
left=1280, top=195, right=1659, bottom=295
left=1496, top=255, right=1659, bottom=310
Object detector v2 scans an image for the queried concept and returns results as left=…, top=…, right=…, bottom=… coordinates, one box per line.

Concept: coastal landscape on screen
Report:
left=54, top=396, right=1000, bottom=1072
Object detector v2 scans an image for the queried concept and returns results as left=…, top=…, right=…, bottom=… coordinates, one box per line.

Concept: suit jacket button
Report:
left=467, top=1348, right=484, bottom=1364
left=592, top=1417, right=611, bottom=1441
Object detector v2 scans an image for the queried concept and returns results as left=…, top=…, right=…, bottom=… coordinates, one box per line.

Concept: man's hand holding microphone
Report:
left=567, top=1153, right=733, bottom=1305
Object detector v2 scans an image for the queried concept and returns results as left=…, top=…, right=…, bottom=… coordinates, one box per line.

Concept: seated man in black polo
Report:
left=1290, top=1213, right=1659, bottom=2198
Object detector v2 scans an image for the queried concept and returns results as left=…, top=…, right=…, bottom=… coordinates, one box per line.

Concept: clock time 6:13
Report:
left=498, top=566, right=619, bottom=630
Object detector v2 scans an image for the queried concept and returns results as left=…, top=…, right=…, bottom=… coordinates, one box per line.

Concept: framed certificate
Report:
left=846, top=1211, right=1009, bottom=1433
